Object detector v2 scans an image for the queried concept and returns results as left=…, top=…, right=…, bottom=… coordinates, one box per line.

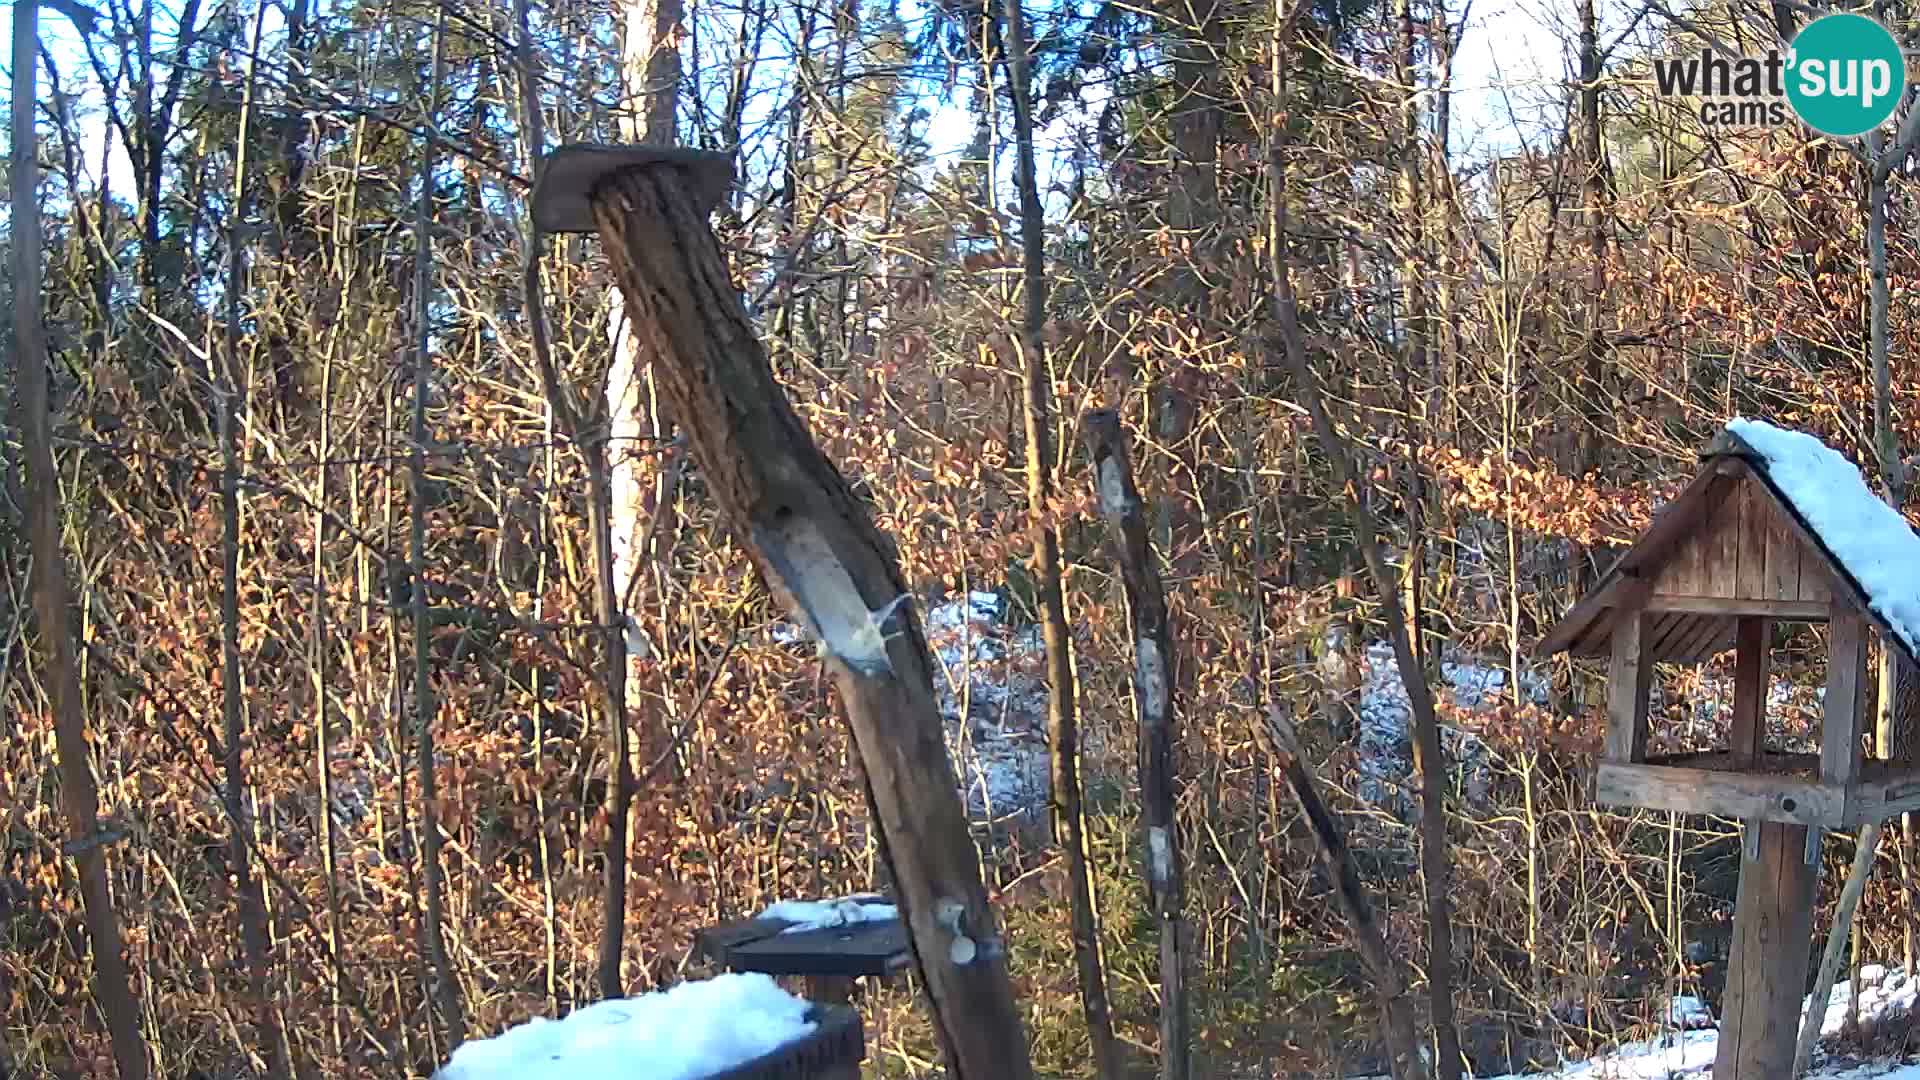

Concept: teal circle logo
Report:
left=1787, top=13, right=1906, bottom=137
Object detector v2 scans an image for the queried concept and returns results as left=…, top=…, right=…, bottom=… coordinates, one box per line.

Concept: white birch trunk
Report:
left=606, top=0, right=684, bottom=687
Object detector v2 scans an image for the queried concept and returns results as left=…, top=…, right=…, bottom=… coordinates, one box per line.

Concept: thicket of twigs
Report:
left=7, top=0, right=1920, bottom=1075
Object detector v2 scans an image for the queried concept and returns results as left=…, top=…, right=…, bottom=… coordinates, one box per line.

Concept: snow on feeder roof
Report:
left=433, top=973, right=864, bottom=1080
left=1537, top=418, right=1920, bottom=669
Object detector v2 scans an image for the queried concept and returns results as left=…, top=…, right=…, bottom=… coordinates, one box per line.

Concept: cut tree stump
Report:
left=531, top=143, right=1034, bottom=1080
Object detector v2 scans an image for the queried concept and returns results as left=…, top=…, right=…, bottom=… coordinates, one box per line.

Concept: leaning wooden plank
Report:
left=1593, top=762, right=1843, bottom=826
left=546, top=150, right=1033, bottom=1080
left=1794, top=821, right=1885, bottom=1078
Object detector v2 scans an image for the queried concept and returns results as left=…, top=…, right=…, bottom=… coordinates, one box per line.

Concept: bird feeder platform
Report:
left=1539, top=420, right=1920, bottom=1079
left=1538, top=425, right=1920, bottom=835
left=696, top=901, right=911, bottom=1005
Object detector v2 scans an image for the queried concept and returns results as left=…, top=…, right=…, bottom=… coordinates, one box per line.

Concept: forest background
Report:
left=3, top=0, right=1915, bottom=1074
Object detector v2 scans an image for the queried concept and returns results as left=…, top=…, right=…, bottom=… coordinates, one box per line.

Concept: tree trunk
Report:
left=1269, top=42, right=1461, bottom=1073
left=582, top=159, right=1035, bottom=1080
left=1262, top=708, right=1429, bottom=1080
left=1151, top=0, right=1224, bottom=568
left=221, top=7, right=290, bottom=1072
left=608, top=0, right=684, bottom=704
left=1869, top=151, right=1908, bottom=982
left=411, top=7, right=465, bottom=1048
left=1082, top=411, right=1189, bottom=1080
left=1002, top=0, right=1123, bottom=1073
left=515, top=16, right=639, bottom=1005
left=13, top=2, right=152, bottom=1074
left=1569, top=0, right=1610, bottom=605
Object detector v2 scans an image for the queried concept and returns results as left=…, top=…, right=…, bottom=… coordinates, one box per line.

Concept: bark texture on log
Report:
left=1262, top=707, right=1428, bottom=1080
left=587, top=164, right=1033, bottom=1080
left=1082, top=409, right=1189, bottom=1080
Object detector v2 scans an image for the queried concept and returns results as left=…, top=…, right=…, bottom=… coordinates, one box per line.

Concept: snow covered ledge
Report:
left=433, top=973, right=865, bottom=1080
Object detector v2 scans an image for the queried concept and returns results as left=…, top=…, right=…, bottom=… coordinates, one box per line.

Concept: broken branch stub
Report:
left=552, top=152, right=1034, bottom=1080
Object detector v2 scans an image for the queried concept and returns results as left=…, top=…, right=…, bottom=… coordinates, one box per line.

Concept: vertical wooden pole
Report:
left=1730, top=616, right=1767, bottom=867
left=1715, top=614, right=1817, bottom=1079
left=1604, top=611, right=1652, bottom=763
left=1716, top=822, right=1819, bottom=1078
left=1823, top=609, right=1868, bottom=792
left=1729, top=616, right=1768, bottom=770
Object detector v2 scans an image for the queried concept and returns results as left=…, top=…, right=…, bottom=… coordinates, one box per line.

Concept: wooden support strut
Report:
left=1731, top=617, right=1768, bottom=863
left=1714, top=612, right=1820, bottom=1079
left=531, top=145, right=1035, bottom=1080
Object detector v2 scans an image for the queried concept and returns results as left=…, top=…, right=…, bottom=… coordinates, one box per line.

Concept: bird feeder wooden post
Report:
left=1539, top=427, right=1920, bottom=1078
left=529, top=145, right=1035, bottom=1080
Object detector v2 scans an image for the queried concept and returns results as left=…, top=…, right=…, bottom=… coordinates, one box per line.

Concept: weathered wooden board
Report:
left=1736, top=480, right=1769, bottom=599
left=1644, top=612, right=1692, bottom=657
left=1643, top=595, right=1830, bottom=619
left=1730, top=616, right=1768, bottom=769
left=1645, top=471, right=1839, bottom=610
left=1592, top=762, right=1844, bottom=827
left=1860, top=780, right=1920, bottom=824
left=1763, top=494, right=1801, bottom=601
left=1714, top=820, right=1819, bottom=1079
left=1714, top=479, right=1743, bottom=598
left=1605, top=613, right=1653, bottom=763
left=1674, top=613, right=1732, bottom=663
left=1824, top=609, right=1868, bottom=803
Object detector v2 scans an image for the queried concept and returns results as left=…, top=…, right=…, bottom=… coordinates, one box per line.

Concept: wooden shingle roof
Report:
left=1536, top=427, right=1920, bottom=669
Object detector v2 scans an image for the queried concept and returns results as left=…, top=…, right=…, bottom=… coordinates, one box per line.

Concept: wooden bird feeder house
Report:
left=1538, top=419, right=1920, bottom=1077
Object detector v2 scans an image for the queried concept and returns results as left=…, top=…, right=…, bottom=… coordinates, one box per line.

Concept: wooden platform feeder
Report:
left=1538, top=425, right=1920, bottom=1077
left=696, top=902, right=912, bottom=1005
left=529, top=143, right=1037, bottom=1078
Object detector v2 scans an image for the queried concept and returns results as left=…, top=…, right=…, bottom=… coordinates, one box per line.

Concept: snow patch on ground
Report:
left=1353, top=642, right=1527, bottom=814
left=759, top=896, right=898, bottom=934
left=1809, top=963, right=1920, bottom=1041
left=1729, top=418, right=1920, bottom=657
left=1455, top=972, right=1920, bottom=1079
left=923, top=591, right=1054, bottom=822
left=1666, top=995, right=1714, bottom=1031
left=434, top=972, right=816, bottom=1080
left=767, top=589, right=1055, bottom=822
